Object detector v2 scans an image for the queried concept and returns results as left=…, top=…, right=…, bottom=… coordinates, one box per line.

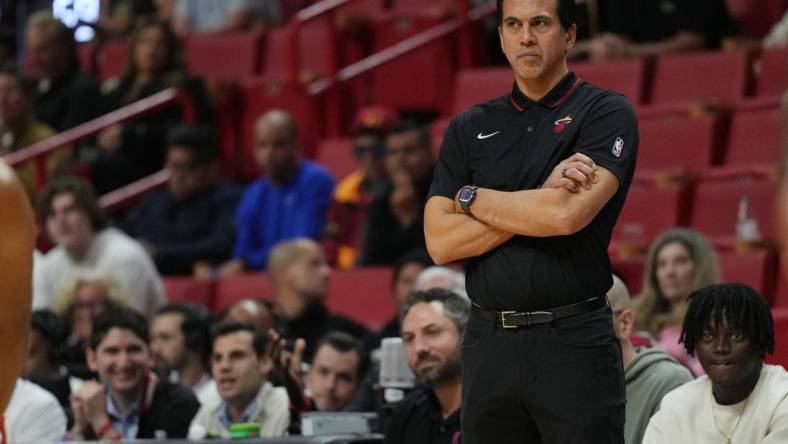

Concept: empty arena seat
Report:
left=370, top=13, right=455, bottom=113
left=690, top=171, right=779, bottom=245
left=570, top=58, right=646, bottom=104
left=649, top=50, right=751, bottom=105
left=325, top=267, right=395, bottom=329
left=96, top=39, right=130, bottom=81
left=724, top=100, right=784, bottom=168
left=765, top=308, right=788, bottom=368
left=637, top=113, right=722, bottom=171
left=213, top=272, right=274, bottom=313
left=162, top=277, right=215, bottom=309
left=717, top=249, right=778, bottom=303
left=185, top=32, right=262, bottom=80
left=757, top=46, right=788, bottom=98
left=450, top=68, right=512, bottom=115
left=612, top=179, right=692, bottom=252
left=610, top=255, right=646, bottom=296
left=727, top=0, right=788, bottom=38
left=316, top=138, right=356, bottom=182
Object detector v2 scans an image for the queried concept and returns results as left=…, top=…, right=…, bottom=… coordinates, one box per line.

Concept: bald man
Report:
left=0, top=160, right=35, bottom=443
left=268, top=238, right=368, bottom=361
left=219, top=109, right=335, bottom=275
left=607, top=275, right=692, bottom=444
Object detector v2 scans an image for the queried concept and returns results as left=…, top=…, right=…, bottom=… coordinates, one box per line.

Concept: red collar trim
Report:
left=548, top=77, right=584, bottom=108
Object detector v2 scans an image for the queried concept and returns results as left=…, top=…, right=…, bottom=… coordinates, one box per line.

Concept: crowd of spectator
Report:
left=1, top=0, right=787, bottom=443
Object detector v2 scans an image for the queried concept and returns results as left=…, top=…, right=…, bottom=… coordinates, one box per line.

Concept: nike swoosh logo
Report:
left=477, top=131, right=501, bottom=140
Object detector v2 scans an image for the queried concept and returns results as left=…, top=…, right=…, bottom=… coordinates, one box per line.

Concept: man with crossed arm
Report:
left=424, top=0, right=638, bottom=442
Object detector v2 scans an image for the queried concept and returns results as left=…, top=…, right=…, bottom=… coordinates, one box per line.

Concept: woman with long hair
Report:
left=634, top=228, right=720, bottom=376
left=92, top=18, right=211, bottom=193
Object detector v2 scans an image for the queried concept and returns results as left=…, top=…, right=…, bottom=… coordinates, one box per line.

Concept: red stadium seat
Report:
left=325, top=267, right=395, bottom=329
left=96, top=39, right=130, bottom=81
left=185, top=32, right=262, bottom=80
left=612, top=179, right=692, bottom=252
left=450, top=68, right=512, bottom=115
left=757, top=46, right=788, bottom=98
left=717, top=249, right=778, bottom=304
left=610, top=255, right=646, bottom=296
left=727, top=0, right=788, bottom=38
left=213, top=272, right=274, bottom=313
left=162, top=277, right=215, bottom=309
left=316, top=138, right=356, bottom=182
left=570, top=58, right=646, bottom=104
left=690, top=171, right=779, bottom=246
left=649, top=50, right=752, bottom=106
left=765, top=308, right=788, bottom=368
left=370, top=13, right=455, bottom=113
left=724, top=100, right=784, bottom=168
left=774, top=269, right=788, bottom=308
left=637, top=113, right=723, bottom=171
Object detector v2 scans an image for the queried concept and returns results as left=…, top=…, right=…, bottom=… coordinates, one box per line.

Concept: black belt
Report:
left=472, top=296, right=607, bottom=329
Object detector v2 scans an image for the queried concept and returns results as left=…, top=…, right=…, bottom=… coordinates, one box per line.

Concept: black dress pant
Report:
left=461, top=306, right=625, bottom=444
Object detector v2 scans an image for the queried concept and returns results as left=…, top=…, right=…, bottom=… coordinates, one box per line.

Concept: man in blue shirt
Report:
left=219, top=109, right=335, bottom=274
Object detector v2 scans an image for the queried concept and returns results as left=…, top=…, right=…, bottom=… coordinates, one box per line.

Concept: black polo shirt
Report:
left=429, top=72, right=638, bottom=311
left=383, top=388, right=461, bottom=444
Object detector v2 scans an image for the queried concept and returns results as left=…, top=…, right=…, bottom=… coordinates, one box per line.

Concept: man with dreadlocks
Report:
left=643, top=283, right=788, bottom=444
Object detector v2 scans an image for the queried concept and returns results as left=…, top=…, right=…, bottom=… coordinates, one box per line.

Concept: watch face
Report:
left=459, top=187, right=474, bottom=202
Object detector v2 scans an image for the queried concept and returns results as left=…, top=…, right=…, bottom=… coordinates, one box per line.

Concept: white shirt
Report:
left=643, top=364, right=788, bottom=444
left=33, top=228, right=166, bottom=317
left=5, top=379, right=67, bottom=444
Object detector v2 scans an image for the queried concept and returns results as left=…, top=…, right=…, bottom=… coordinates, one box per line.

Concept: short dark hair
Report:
left=386, top=120, right=431, bottom=153
left=31, top=309, right=66, bottom=366
left=401, top=288, right=470, bottom=334
left=211, top=322, right=269, bottom=357
left=392, top=248, right=434, bottom=288
left=37, top=177, right=109, bottom=232
left=496, top=0, right=576, bottom=31
left=680, top=283, right=775, bottom=358
left=156, top=303, right=211, bottom=360
left=166, top=124, right=220, bottom=166
left=90, top=306, right=149, bottom=350
left=315, top=331, right=370, bottom=381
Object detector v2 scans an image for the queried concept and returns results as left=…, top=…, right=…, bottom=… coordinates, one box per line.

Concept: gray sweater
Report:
left=625, top=346, right=693, bottom=444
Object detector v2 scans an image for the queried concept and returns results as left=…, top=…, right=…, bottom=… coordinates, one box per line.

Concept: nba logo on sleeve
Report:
left=612, top=137, right=624, bottom=158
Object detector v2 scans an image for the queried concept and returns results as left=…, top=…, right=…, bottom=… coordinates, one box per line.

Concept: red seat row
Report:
left=162, top=267, right=396, bottom=329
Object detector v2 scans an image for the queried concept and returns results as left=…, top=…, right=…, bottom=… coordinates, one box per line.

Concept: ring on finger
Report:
left=561, top=168, right=569, bottom=179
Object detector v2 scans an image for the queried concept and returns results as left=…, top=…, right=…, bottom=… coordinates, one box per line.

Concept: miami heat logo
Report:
left=553, top=116, right=573, bottom=134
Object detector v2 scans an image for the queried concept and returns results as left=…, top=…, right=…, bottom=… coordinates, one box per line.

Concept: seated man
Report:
left=122, top=124, right=241, bottom=275
left=188, top=323, right=290, bottom=439
left=268, top=238, right=369, bottom=361
left=643, top=283, right=788, bottom=443
left=34, top=177, right=166, bottom=317
left=573, top=0, right=734, bottom=60
left=385, top=288, right=467, bottom=444
left=607, top=275, right=692, bottom=444
left=222, top=298, right=277, bottom=332
left=69, top=306, right=200, bottom=440
left=5, top=378, right=67, bottom=443
left=149, top=303, right=215, bottom=405
left=304, top=331, right=369, bottom=412
left=360, top=121, right=434, bottom=265
left=220, top=109, right=335, bottom=274
left=325, top=105, right=398, bottom=269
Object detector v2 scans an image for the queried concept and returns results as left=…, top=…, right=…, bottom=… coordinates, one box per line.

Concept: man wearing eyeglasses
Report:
left=121, top=124, right=241, bottom=275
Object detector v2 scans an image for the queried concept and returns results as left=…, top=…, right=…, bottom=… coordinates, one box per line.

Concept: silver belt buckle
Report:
left=500, top=311, right=519, bottom=328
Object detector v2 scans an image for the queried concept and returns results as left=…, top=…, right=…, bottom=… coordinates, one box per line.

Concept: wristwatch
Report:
left=458, top=185, right=478, bottom=216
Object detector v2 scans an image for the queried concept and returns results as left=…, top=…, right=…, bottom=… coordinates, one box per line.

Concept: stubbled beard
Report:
left=414, top=347, right=461, bottom=387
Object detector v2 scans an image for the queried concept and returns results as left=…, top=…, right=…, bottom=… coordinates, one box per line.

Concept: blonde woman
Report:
left=634, top=228, right=720, bottom=376
left=53, top=271, right=132, bottom=378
